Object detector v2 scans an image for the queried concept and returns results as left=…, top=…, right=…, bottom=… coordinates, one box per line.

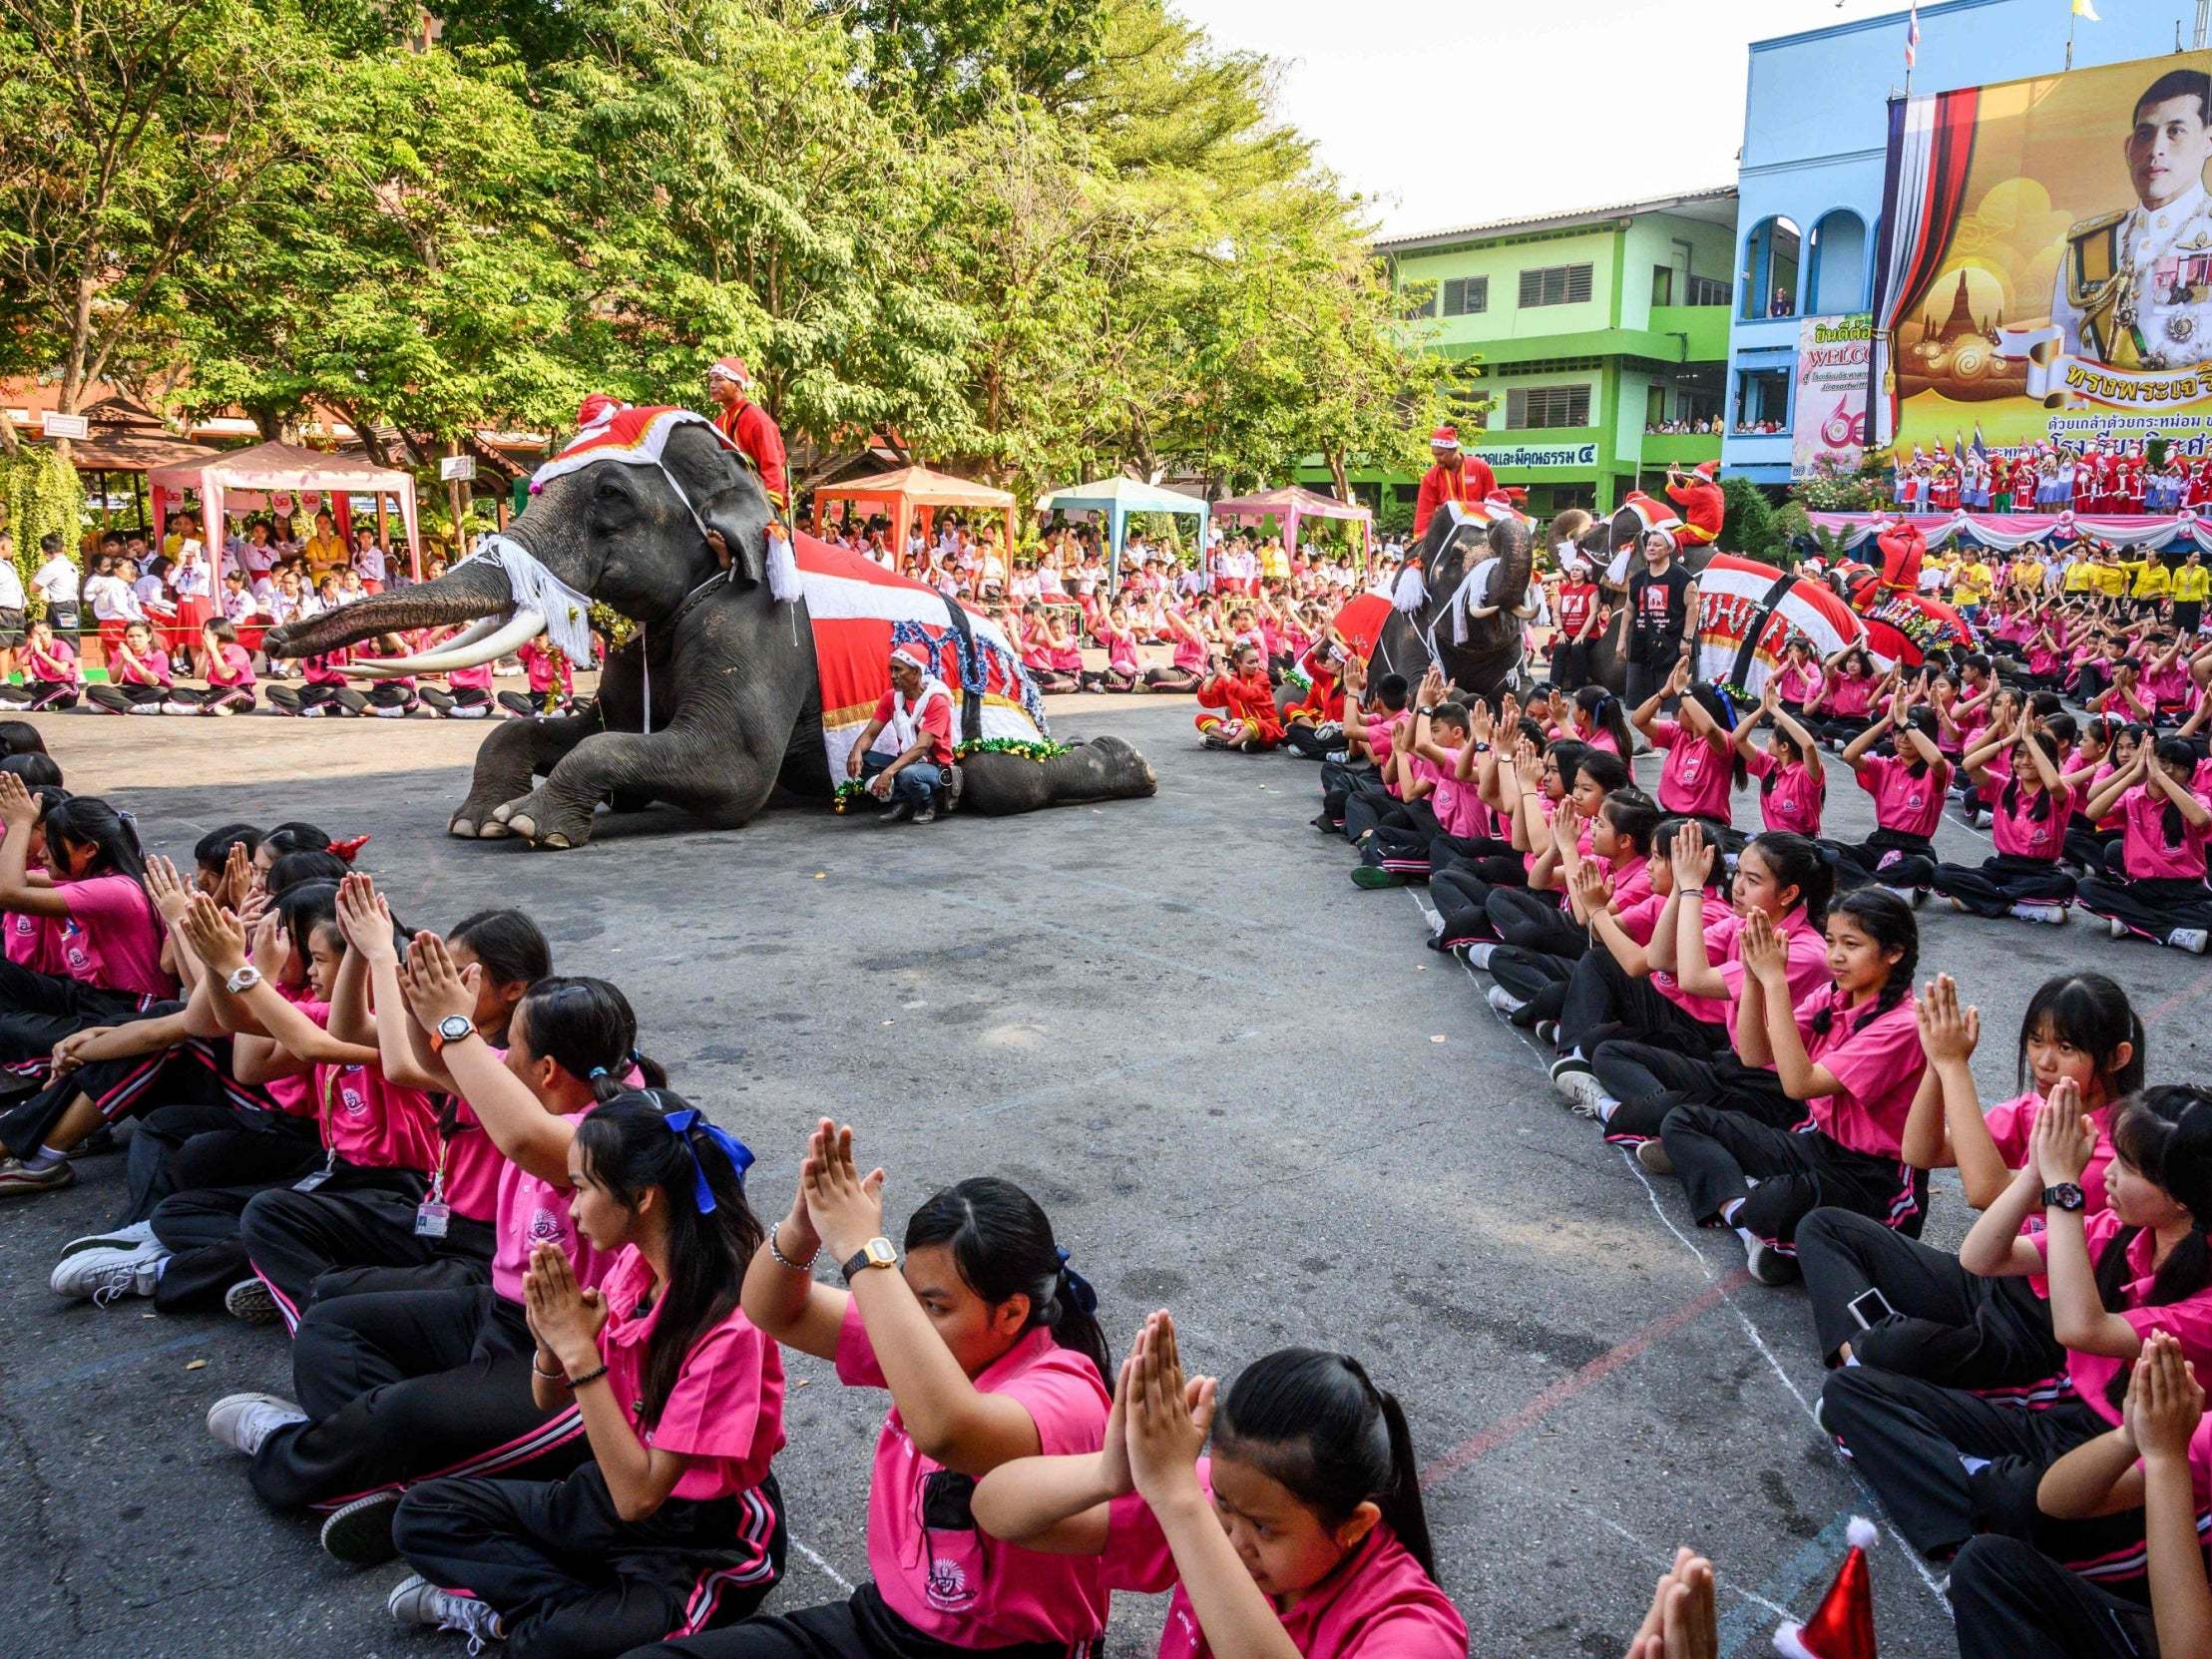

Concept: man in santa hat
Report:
left=1411, top=425, right=1496, bottom=540
left=705, top=356, right=788, bottom=511
left=1875, top=511, right=1925, bottom=593
left=1663, top=459, right=1725, bottom=547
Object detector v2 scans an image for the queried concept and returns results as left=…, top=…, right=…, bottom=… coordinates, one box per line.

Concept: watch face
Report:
left=439, top=1016, right=474, bottom=1041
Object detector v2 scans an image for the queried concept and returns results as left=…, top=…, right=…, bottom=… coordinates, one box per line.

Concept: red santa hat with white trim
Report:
left=1773, top=1516, right=1878, bottom=1659
left=1429, top=425, right=1460, bottom=451
left=1689, top=458, right=1721, bottom=481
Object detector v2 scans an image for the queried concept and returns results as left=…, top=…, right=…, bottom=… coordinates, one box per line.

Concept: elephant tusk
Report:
left=350, top=608, right=547, bottom=677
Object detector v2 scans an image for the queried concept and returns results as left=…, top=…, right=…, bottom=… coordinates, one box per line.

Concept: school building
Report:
left=1723, top=0, right=2198, bottom=487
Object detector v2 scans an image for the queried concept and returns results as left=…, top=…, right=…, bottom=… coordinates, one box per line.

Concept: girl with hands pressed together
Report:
left=390, top=1094, right=786, bottom=1657
left=1930, top=715, right=2078, bottom=923
left=1828, top=689, right=1950, bottom=899
left=1952, top=1329, right=2208, bottom=1659
left=648, top=1121, right=1113, bottom=1659
left=1823, top=1083, right=2212, bottom=1565
left=1735, top=680, right=1825, bottom=838
left=1800, top=973, right=2142, bottom=1387
left=1630, top=666, right=1745, bottom=838
left=1652, top=886, right=1926, bottom=1288
left=2076, top=734, right=2212, bottom=952
left=972, top=1314, right=1466, bottom=1659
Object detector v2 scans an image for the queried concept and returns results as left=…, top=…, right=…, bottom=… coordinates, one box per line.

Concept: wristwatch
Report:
left=429, top=1014, right=476, bottom=1053
left=2042, top=1182, right=2086, bottom=1213
left=223, top=964, right=262, bottom=995
left=840, top=1236, right=898, bottom=1283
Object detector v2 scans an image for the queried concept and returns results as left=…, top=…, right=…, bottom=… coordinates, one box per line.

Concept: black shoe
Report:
left=319, top=1489, right=402, bottom=1565
left=878, top=800, right=914, bottom=824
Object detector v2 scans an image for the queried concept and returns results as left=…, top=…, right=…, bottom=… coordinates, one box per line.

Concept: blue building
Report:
left=1725, top=0, right=2199, bottom=487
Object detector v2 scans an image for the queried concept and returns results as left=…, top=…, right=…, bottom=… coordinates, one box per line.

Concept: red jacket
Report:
left=1664, top=477, right=1724, bottom=545
left=1196, top=669, right=1284, bottom=742
left=1412, top=457, right=1497, bottom=539
left=1876, top=520, right=1926, bottom=593
left=714, top=398, right=788, bottom=508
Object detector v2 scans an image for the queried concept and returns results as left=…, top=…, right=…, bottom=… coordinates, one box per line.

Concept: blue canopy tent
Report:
left=1037, top=476, right=1210, bottom=591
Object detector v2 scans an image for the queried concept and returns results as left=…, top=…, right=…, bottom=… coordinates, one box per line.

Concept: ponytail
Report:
left=1809, top=886, right=1917, bottom=1037
left=517, top=976, right=660, bottom=1100
left=905, top=1177, right=1110, bottom=1383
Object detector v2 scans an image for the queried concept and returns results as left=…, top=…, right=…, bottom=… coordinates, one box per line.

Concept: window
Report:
left=1518, top=263, right=1593, bottom=307
left=1398, top=285, right=1436, bottom=320
left=1651, top=266, right=1674, bottom=306
left=1733, top=367, right=1792, bottom=433
left=1505, top=385, right=1591, bottom=429
left=1684, top=273, right=1730, bottom=307
left=1442, top=275, right=1488, bottom=316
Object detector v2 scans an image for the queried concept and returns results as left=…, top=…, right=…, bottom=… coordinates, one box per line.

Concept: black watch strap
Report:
left=2042, top=1182, right=2086, bottom=1212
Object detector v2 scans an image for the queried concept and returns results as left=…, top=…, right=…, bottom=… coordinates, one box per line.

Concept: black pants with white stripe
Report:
left=1929, top=853, right=2076, bottom=918
left=1795, top=1206, right=2063, bottom=1384
left=395, top=1465, right=785, bottom=1659
left=0, top=958, right=148, bottom=1065
left=2078, top=873, right=2212, bottom=943
left=627, top=1581, right=1086, bottom=1659
left=251, top=1286, right=587, bottom=1513
left=1590, top=1043, right=1800, bottom=1145
left=1557, top=947, right=1728, bottom=1061
left=1659, top=1110, right=1926, bottom=1251
left=1817, top=1364, right=2106, bottom=1559
left=150, top=1160, right=422, bottom=1313
left=1948, top=1535, right=2155, bottom=1659
left=123, top=1098, right=319, bottom=1224
left=238, top=1173, right=486, bottom=1328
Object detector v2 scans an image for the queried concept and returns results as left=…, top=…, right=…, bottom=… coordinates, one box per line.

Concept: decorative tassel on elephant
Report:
left=265, top=407, right=1155, bottom=849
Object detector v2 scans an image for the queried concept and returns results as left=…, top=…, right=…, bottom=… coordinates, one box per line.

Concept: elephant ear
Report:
left=667, top=424, right=774, bottom=590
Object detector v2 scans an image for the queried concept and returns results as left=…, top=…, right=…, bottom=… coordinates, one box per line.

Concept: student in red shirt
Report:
left=389, top=1094, right=788, bottom=1655
left=845, top=643, right=958, bottom=824
left=972, top=1312, right=1466, bottom=1659
left=1194, top=642, right=1285, bottom=753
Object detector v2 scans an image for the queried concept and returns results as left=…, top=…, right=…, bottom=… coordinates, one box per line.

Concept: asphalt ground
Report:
left=3, top=694, right=2210, bottom=1659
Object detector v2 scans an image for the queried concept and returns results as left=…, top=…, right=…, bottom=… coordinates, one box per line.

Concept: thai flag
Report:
left=1905, top=2, right=1920, bottom=71
left=1971, top=425, right=1988, bottom=461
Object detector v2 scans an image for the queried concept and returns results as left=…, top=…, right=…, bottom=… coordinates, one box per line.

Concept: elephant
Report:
left=264, top=414, right=1155, bottom=848
left=1569, top=504, right=1719, bottom=700
left=1367, top=506, right=1538, bottom=704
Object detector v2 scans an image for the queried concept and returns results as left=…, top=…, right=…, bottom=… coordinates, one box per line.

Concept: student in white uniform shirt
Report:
left=31, top=534, right=81, bottom=634
left=0, top=530, right=25, bottom=683
left=349, top=526, right=388, bottom=592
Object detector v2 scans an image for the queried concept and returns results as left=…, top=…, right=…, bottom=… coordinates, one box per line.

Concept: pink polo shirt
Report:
left=1101, top=1463, right=1467, bottom=1659
left=835, top=1305, right=1110, bottom=1648
left=1712, top=907, right=1832, bottom=1048
left=1649, top=720, right=1735, bottom=822
left=431, top=1094, right=508, bottom=1225
left=302, top=1005, right=438, bottom=1171
left=1793, top=986, right=1924, bottom=1157
left=1826, top=674, right=1875, bottom=718
left=1431, top=750, right=1488, bottom=840
left=1614, top=889, right=1667, bottom=947
left=3, top=845, right=64, bottom=973
left=1853, top=753, right=1950, bottom=840
left=2031, top=1209, right=2212, bottom=1425
left=208, top=642, right=256, bottom=687
left=597, top=1245, right=786, bottom=1501
left=1991, top=781, right=2072, bottom=862
left=1774, top=663, right=1823, bottom=705
left=260, top=993, right=328, bottom=1119
left=489, top=1135, right=617, bottom=1304
left=1987, top=1089, right=2118, bottom=1299
left=54, top=875, right=173, bottom=999
left=1746, top=752, right=1824, bottom=836
left=1649, top=894, right=1743, bottom=1026
left=2119, top=785, right=2212, bottom=880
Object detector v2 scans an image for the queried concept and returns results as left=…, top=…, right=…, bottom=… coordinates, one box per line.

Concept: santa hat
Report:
left=576, top=393, right=625, bottom=429
left=1429, top=425, right=1460, bottom=450
left=890, top=642, right=932, bottom=672
left=1691, top=459, right=1721, bottom=481
left=1775, top=1517, right=1877, bottom=1659
left=708, top=356, right=753, bottom=387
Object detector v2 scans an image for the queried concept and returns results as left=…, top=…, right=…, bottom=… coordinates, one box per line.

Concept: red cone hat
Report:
left=1774, top=1516, right=1877, bottom=1659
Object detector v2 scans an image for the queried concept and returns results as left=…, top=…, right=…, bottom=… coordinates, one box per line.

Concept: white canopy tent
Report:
left=148, top=441, right=424, bottom=580
left=1037, top=476, right=1210, bottom=590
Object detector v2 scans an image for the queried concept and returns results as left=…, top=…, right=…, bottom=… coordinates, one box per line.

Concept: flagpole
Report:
left=2067, top=6, right=2075, bottom=71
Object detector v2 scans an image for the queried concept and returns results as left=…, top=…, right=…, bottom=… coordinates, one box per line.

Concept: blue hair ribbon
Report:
left=1054, top=1244, right=1098, bottom=1316
left=663, top=1106, right=754, bottom=1214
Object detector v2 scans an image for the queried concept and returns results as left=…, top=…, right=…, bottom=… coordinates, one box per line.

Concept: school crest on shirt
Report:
left=924, top=1558, right=975, bottom=1610
left=338, top=1073, right=368, bottom=1114
left=527, top=1207, right=567, bottom=1245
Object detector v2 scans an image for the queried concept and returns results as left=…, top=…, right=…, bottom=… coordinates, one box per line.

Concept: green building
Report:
left=1338, top=188, right=1738, bottom=522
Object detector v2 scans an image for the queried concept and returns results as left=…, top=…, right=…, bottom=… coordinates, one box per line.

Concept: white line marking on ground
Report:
left=791, top=1538, right=854, bottom=1593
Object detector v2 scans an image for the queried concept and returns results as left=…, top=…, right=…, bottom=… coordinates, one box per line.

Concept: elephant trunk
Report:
left=263, top=558, right=517, bottom=660
left=1490, top=516, right=1535, bottom=613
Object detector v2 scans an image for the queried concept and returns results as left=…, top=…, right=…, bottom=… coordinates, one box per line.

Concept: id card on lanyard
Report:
left=416, top=1097, right=464, bottom=1239
left=293, top=1065, right=342, bottom=1192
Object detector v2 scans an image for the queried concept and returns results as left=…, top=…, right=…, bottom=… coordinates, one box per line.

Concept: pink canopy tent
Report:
left=147, top=441, right=423, bottom=580
left=812, top=466, right=1016, bottom=563
left=1210, top=485, right=1374, bottom=568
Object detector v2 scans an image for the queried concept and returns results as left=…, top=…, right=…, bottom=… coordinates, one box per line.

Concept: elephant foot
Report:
left=499, top=788, right=594, bottom=850
left=448, top=815, right=480, bottom=839
left=477, top=818, right=514, bottom=840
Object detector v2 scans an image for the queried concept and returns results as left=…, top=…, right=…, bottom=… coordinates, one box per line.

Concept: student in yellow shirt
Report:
left=1953, top=557, right=1993, bottom=620
left=2061, top=553, right=2096, bottom=597
left=301, top=510, right=348, bottom=582
left=2174, top=548, right=2211, bottom=634
left=2131, top=552, right=2171, bottom=618
left=2094, top=550, right=2129, bottom=605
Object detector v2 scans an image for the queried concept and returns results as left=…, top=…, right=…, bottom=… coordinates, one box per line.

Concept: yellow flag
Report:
left=2072, top=0, right=2099, bottom=18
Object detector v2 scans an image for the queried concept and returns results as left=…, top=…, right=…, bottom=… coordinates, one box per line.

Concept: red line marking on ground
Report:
left=1420, top=1270, right=1752, bottom=1488
left=2144, top=967, right=2212, bottom=1025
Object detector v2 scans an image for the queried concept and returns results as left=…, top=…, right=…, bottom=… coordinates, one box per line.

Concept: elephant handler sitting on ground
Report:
left=845, top=642, right=960, bottom=825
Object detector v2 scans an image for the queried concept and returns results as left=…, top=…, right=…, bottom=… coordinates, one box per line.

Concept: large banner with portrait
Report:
left=1792, top=314, right=1873, bottom=479
left=1873, top=52, right=2212, bottom=456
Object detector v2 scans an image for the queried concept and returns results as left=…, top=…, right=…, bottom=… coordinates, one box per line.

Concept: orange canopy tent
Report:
left=812, top=466, right=1016, bottom=562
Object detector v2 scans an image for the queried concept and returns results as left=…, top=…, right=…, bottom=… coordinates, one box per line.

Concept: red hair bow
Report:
left=327, top=835, right=371, bottom=863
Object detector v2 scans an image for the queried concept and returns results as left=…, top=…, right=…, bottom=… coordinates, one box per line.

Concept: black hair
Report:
left=1810, top=886, right=1917, bottom=1037
left=2043, top=711, right=2078, bottom=748
left=2018, top=973, right=2145, bottom=1103
left=205, top=618, right=238, bottom=646
left=448, top=909, right=553, bottom=991
left=2154, top=736, right=2201, bottom=848
left=273, top=879, right=341, bottom=977
left=41, top=797, right=145, bottom=886
left=904, top=1176, right=1109, bottom=1383
left=1682, top=684, right=1750, bottom=787
left=1572, top=684, right=1633, bottom=758
left=265, top=848, right=349, bottom=894
left=0, top=752, right=62, bottom=789
left=1900, top=705, right=1941, bottom=779
left=574, top=1092, right=762, bottom=1428
left=2001, top=730, right=2063, bottom=823
left=1651, top=816, right=1717, bottom=888
left=2095, top=1086, right=2212, bottom=1408
left=516, top=977, right=665, bottom=1101
left=1839, top=648, right=1872, bottom=677
left=261, top=821, right=334, bottom=859
left=1545, top=737, right=1592, bottom=795
left=1744, top=830, right=1834, bottom=925
left=0, top=718, right=47, bottom=756
left=1212, top=1349, right=1437, bottom=1581
left=1375, top=673, right=1410, bottom=712
left=194, top=822, right=261, bottom=872
left=2081, top=715, right=2119, bottom=758
left=1430, top=700, right=1470, bottom=733
left=2135, top=68, right=2212, bottom=129
left=2028, top=690, right=2064, bottom=719
left=1600, top=787, right=1662, bottom=855
left=1575, top=749, right=1629, bottom=797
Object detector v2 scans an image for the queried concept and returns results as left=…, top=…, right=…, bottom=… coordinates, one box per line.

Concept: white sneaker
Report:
left=50, top=1239, right=169, bottom=1303
left=1486, top=985, right=1526, bottom=1021
left=1457, top=941, right=1496, bottom=971
left=206, top=1392, right=307, bottom=1455
left=1881, top=886, right=1915, bottom=905
left=1556, top=1069, right=1612, bottom=1118
left=2110, top=914, right=2130, bottom=940
left=2007, top=901, right=2068, bottom=926
left=388, top=1575, right=506, bottom=1647
left=60, top=1218, right=158, bottom=1257
left=2171, top=928, right=2210, bottom=955
left=1743, top=1232, right=1800, bottom=1286
left=1548, top=1051, right=1591, bottom=1086
left=1323, top=748, right=1350, bottom=765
